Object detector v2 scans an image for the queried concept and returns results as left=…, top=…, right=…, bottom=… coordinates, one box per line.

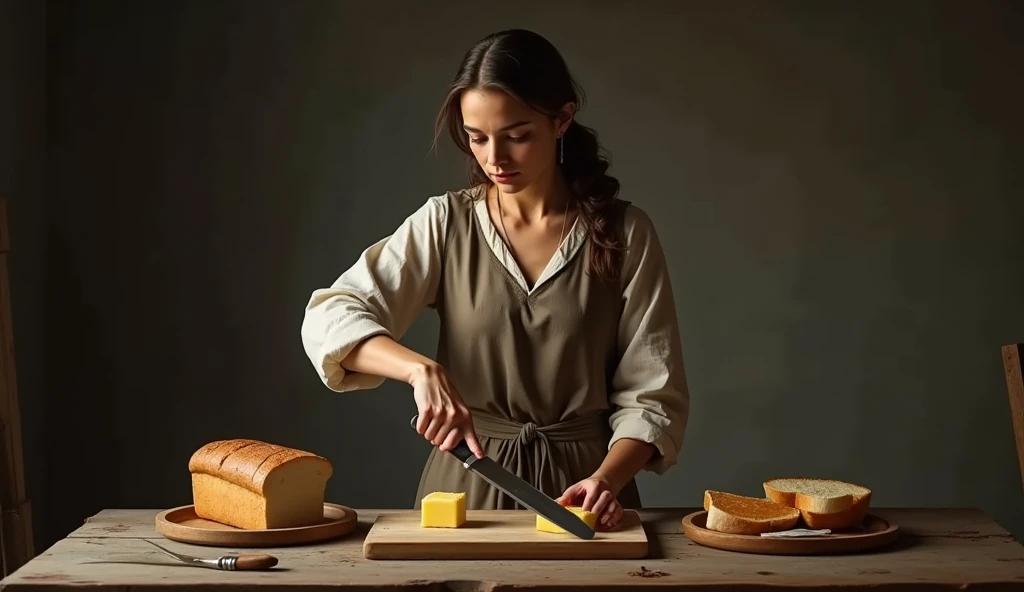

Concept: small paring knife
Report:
left=144, top=539, right=279, bottom=571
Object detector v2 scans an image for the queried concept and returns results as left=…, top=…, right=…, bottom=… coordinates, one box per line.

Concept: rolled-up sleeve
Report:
left=607, top=205, right=690, bottom=474
left=300, top=195, right=448, bottom=392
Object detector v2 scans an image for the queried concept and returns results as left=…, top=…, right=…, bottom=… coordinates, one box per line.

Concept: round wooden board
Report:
left=681, top=511, right=900, bottom=555
left=155, top=503, right=358, bottom=547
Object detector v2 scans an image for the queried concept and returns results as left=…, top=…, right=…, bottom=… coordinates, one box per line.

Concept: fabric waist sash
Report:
left=471, top=410, right=608, bottom=445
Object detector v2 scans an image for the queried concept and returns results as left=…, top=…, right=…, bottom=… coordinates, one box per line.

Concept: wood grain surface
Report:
left=1, top=507, right=1022, bottom=590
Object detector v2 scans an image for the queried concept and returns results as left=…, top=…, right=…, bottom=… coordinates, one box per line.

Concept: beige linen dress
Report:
left=301, top=184, right=689, bottom=510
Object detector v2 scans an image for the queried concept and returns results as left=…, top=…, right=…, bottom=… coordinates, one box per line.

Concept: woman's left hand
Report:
left=557, top=475, right=623, bottom=530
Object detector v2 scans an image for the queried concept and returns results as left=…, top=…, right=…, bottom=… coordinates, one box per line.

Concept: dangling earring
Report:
left=559, top=133, right=564, bottom=164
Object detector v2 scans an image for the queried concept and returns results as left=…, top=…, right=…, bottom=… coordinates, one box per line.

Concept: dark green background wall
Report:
left=2, top=0, right=1022, bottom=553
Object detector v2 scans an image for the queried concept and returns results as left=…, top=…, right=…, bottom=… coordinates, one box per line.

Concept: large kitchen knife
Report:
left=409, top=414, right=595, bottom=540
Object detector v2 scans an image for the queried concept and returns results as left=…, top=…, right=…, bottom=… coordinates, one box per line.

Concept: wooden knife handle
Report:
left=233, top=554, right=278, bottom=570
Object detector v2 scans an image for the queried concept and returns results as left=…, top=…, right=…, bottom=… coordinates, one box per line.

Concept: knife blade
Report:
left=409, top=414, right=595, bottom=540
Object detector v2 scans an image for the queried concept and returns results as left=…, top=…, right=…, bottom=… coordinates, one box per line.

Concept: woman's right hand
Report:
left=409, top=362, right=485, bottom=459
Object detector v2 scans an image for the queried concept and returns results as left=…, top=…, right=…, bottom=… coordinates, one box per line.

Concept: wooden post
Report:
left=0, top=196, right=34, bottom=575
left=1004, top=344, right=1024, bottom=495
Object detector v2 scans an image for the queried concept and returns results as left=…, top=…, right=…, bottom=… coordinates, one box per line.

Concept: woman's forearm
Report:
left=341, top=334, right=438, bottom=385
left=592, top=438, right=657, bottom=495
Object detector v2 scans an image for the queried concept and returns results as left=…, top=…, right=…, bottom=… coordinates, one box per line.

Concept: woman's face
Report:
left=460, top=87, right=573, bottom=194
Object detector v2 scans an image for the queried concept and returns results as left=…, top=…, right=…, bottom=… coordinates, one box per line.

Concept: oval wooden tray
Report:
left=155, top=503, right=358, bottom=547
left=681, top=511, right=899, bottom=555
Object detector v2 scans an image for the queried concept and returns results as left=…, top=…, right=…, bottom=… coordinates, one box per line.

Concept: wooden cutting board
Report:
left=363, top=509, right=649, bottom=559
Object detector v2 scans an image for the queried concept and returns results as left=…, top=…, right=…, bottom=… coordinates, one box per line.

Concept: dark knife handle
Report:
left=409, top=414, right=476, bottom=464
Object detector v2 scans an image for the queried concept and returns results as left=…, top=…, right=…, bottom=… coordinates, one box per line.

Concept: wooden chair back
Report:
left=1003, top=344, right=1024, bottom=494
left=0, top=196, right=34, bottom=575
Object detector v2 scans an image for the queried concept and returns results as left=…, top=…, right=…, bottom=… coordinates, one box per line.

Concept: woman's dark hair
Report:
left=434, top=28, right=626, bottom=283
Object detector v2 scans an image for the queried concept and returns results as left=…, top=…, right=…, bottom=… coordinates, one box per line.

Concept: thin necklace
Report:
left=497, top=187, right=572, bottom=260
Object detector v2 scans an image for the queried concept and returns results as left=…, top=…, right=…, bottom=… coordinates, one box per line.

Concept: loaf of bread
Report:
left=188, top=439, right=333, bottom=530
left=763, top=477, right=871, bottom=530
left=703, top=490, right=800, bottom=535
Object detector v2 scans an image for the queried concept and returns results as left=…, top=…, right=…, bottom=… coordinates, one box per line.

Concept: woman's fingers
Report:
left=555, top=479, right=622, bottom=530
left=433, top=415, right=456, bottom=447
left=439, top=425, right=464, bottom=452
left=591, top=490, right=614, bottom=517
left=423, top=411, right=446, bottom=442
left=557, top=483, right=583, bottom=507
left=415, top=412, right=430, bottom=435
left=431, top=406, right=460, bottom=446
left=462, top=425, right=485, bottom=458
left=609, top=501, right=623, bottom=528
left=418, top=406, right=464, bottom=450
left=436, top=418, right=485, bottom=459
left=600, top=499, right=621, bottom=528
left=411, top=378, right=484, bottom=458
left=580, top=483, right=602, bottom=512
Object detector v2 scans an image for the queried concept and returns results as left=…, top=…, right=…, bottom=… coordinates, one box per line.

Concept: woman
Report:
left=300, top=29, right=689, bottom=530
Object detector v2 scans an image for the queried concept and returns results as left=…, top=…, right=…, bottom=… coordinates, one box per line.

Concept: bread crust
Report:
left=800, top=497, right=871, bottom=529
left=703, top=490, right=800, bottom=535
left=188, top=439, right=261, bottom=475
left=188, top=439, right=332, bottom=495
left=763, top=477, right=871, bottom=530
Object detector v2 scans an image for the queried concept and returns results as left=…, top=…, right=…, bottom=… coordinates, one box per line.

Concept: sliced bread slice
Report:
left=763, top=478, right=871, bottom=530
left=703, top=490, right=800, bottom=535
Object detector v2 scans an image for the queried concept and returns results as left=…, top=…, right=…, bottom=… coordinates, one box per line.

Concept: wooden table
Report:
left=1, top=507, right=1023, bottom=590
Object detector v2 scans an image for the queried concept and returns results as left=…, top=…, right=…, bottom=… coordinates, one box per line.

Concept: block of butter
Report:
left=536, top=506, right=597, bottom=533
left=420, top=491, right=466, bottom=528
